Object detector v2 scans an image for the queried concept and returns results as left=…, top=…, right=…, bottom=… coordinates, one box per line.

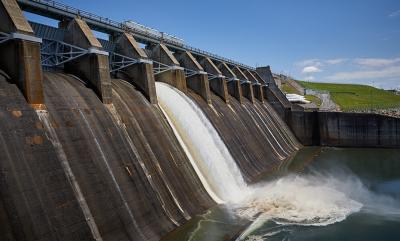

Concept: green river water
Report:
left=162, top=147, right=400, bottom=241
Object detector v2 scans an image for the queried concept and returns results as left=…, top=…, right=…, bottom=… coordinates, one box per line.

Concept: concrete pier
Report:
left=0, top=0, right=44, bottom=107
left=199, top=57, right=229, bottom=103
left=252, top=84, right=264, bottom=102
left=147, top=43, right=187, bottom=92
left=175, top=51, right=211, bottom=104
left=115, top=33, right=157, bottom=104
left=252, top=71, right=266, bottom=102
left=233, top=66, right=255, bottom=103
left=218, top=62, right=243, bottom=104
left=63, top=18, right=112, bottom=104
left=245, top=69, right=263, bottom=102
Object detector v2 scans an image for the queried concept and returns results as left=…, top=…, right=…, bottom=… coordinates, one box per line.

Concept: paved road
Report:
left=318, top=93, right=339, bottom=111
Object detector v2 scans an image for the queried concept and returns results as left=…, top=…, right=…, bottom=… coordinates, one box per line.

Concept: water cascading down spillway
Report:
left=156, top=82, right=250, bottom=204
left=156, top=82, right=364, bottom=238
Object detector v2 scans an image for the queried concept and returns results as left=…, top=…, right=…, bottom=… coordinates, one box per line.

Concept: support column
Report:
left=241, top=81, right=255, bottom=103
left=62, top=18, right=112, bottom=104
left=0, top=0, right=44, bottom=108
left=175, top=51, right=211, bottom=104
left=251, top=70, right=266, bottom=102
left=199, top=57, right=229, bottom=103
left=233, top=66, right=254, bottom=103
left=244, top=69, right=263, bottom=102
left=147, top=43, right=187, bottom=92
left=115, top=33, right=157, bottom=104
left=217, top=62, right=243, bottom=104
left=262, top=84, right=269, bottom=100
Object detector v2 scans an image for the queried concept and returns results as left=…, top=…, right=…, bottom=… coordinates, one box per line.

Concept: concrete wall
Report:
left=256, top=66, right=275, bottom=85
left=263, top=83, right=400, bottom=148
left=288, top=110, right=400, bottom=148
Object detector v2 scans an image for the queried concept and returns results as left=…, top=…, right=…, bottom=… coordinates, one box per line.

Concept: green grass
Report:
left=281, top=83, right=301, bottom=94
left=299, top=81, right=400, bottom=111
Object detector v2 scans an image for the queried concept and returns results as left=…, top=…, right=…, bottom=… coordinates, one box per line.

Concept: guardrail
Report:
left=17, top=0, right=256, bottom=70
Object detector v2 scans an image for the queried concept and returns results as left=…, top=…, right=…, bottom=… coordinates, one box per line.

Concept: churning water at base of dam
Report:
left=161, top=147, right=400, bottom=241
left=156, top=83, right=400, bottom=241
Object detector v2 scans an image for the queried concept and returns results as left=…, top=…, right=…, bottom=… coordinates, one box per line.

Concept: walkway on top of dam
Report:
left=16, top=0, right=255, bottom=71
left=0, top=0, right=270, bottom=108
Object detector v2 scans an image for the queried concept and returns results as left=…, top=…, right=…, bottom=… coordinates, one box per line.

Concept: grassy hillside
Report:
left=299, top=81, right=400, bottom=111
left=281, top=82, right=301, bottom=94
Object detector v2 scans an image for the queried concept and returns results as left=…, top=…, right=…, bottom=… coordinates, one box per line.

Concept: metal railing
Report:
left=17, top=0, right=256, bottom=71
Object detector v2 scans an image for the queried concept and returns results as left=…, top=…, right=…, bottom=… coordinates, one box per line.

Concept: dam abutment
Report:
left=259, top=72, right=400, bottom=148
left=288, top=110, right=400, bottom=148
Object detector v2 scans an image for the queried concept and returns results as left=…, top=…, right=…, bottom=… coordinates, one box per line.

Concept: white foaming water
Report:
left=156, top=82, right=363, bottom=234
left=236, top=174, right=364, bottom=240
left=156, top=82, right=250, bottom=203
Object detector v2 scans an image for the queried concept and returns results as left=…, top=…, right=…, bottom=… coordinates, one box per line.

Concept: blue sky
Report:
left=25, top=0, right=400, bottom=89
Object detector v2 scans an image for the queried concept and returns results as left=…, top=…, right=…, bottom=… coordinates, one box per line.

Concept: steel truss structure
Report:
left=0, top=32, right=11, bottom=44
left=41, top=38, right=145, bottom=73
left=40, top=39, right=88, bottom=67
left=109, top=52, right=141, bottom=73
left=153, top=61, right=182, bottom=76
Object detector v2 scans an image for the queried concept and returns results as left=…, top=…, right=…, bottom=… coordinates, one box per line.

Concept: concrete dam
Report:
left=0, top=0, right=399, bottom=241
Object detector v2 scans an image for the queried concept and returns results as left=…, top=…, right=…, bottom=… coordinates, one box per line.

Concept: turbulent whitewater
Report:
left=155, top=82, right=363, bottom=233
left=156, top=82, right=250, bottom=203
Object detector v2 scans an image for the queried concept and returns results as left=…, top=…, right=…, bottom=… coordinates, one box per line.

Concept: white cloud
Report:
left=296, top=58, right=346, bottom=68
left=296, top=59, right=322, bottom=67
left=354, top=58, right=400, bottom=67
left=325, top=58, right=347, bottom=65
left=302, top=66, right=322, bottom=73
left=327, top=66, right=400, bottom=81
left=389, top=10, right=400, bottom=18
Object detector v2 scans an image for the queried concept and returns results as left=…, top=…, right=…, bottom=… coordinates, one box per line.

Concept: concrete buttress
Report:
left=115, top=33, right=157, bottom=104
left=252, top=71, right=266, bottom=102
left=245, top=69, right=264, bottom=102
left=147, top=43, right=187, bottom=92
left=0, top=0, right=44, bottom=107
left=199, top=57, right=229, bottom=103
left=63, top=18, right=112, bottom=104
left=233, top=66, right=254, bottom=103
left=175, top=51, right=211, bottom=104
left=217, top=62, right=243, bottom=104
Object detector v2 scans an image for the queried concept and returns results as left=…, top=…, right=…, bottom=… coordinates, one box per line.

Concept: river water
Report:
left=161, top=147, right=400, bottom=241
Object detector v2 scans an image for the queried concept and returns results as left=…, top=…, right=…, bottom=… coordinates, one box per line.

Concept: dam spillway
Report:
left=0, top=69, right=300, bottom=240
